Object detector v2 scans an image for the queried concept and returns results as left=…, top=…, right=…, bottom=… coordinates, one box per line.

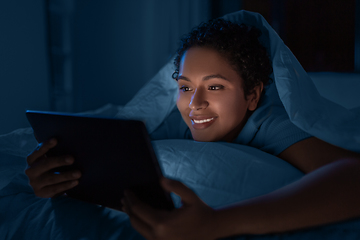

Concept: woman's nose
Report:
left=189, top=89, right=209, bottom=110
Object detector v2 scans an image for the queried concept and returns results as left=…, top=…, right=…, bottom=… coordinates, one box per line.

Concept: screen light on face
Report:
left=176, top=47, right=260, bottom=142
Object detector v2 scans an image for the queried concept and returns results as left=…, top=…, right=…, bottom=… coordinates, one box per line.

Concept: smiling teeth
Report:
left=193, top=118, right=214, bottom=124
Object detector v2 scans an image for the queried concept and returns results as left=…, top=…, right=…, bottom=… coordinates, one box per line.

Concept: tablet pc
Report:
left=26, top=110, right=174, bottom=211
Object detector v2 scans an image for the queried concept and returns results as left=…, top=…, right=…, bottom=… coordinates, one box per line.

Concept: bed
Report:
left=1, top=10, right=360, bottom=240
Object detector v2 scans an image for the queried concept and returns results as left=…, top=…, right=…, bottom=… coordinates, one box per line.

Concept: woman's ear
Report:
left=247, top=82, right=263, bottom=111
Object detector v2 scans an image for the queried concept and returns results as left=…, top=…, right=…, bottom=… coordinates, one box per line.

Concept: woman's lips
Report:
left=190, top=116, right=217, bottom=130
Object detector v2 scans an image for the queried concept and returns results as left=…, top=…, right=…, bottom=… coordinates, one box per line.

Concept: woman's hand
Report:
left=122, top=178, right=218, bottom=240
left=25, top=138, right=81, bottom=198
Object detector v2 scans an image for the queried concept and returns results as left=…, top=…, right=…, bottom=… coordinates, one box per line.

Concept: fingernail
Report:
left=72, top=172, right=81, bottom=178
left=65, top=157, right=73, bottom=163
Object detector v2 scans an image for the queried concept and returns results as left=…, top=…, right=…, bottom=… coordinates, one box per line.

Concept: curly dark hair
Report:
left=173, top=18, right=273, bottom=99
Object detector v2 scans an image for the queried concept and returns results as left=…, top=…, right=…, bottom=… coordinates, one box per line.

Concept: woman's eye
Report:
left=209, top=85, right=224, bottom=90
left=179, top=86, right=191, bottom=92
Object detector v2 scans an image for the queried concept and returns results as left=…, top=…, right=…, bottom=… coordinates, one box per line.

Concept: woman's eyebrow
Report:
left=177, top=74, right=230, bottom=82
left=177, top=75, right=191, bottom=81
left=203, top=74, right=230, bottom=81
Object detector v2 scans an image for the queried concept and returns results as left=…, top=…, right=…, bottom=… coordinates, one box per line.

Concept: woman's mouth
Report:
left=192, top=118, right=214, bottom=124
left=191, top=117, right=216, bottom=130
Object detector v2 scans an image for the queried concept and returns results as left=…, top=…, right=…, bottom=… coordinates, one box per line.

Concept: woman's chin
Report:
left=191, top=133, right=220, bottom=142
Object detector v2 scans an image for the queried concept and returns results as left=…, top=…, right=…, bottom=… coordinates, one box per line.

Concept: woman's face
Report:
left=176, top=47, right=261, bottom=142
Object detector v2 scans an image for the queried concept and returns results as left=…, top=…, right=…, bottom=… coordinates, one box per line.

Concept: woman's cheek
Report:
left=177, top=94, right=190, bottom=114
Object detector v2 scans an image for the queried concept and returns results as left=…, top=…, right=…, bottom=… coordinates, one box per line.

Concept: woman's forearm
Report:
left=213, top=158, right=360, bottom=237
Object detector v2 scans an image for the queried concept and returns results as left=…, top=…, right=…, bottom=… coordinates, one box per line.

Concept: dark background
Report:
left=238, top=0, right=357, bottom=72
left=0, top=0, right=359, bottom=134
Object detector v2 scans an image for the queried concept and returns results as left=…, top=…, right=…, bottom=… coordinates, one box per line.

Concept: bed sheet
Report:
left=1, top=129, right=360, bottom=240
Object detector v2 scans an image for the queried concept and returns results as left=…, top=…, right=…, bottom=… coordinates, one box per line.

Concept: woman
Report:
left=26, top=19, right=360, bottom=239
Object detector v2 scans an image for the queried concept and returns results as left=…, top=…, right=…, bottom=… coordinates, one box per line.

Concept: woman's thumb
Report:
left=160, top=178, right=199, bottom=204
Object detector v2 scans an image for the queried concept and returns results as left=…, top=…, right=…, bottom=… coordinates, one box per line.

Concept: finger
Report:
left=26, top=155, right=74, bottom=179
left=36, top=170, right=81, bottom=189
left=122, top=196, right=154, bottom=240
left=128, top=214, right=154, bottom=240
left=161, top=178, right=199, bottom=205
left=37, top=180, right=79, bottom=198
left=121, top=197, right=130, bottom=213
left=27, top=138, right=57, bottom=165
left=124, top=191, right=163, bottom=226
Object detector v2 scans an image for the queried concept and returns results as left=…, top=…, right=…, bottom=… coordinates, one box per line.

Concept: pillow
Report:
left=308, top=72, right=360, bottom=110
left=153, top=139, right=304, bottom=208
